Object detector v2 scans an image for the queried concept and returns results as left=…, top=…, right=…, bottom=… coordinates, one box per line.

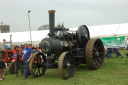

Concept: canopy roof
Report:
left=0, top=23, right=128, bottom=44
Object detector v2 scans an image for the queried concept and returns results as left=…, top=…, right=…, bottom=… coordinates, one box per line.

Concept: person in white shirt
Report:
left=125, top=38, right=128, bottom=50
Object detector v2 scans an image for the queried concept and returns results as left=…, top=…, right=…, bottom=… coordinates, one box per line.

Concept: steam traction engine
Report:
left=29, top=10, right=105, bottom=79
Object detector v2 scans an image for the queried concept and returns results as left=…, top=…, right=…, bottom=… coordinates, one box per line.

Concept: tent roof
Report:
left=0, top=23, right=128, bottom=44
left=97, top=24, right=119, bottom=38
left=116, top=23, right=128, bottom=37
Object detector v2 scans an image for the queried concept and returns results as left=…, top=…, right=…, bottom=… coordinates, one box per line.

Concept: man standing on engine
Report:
left=22, top=43, right=33, bottom=80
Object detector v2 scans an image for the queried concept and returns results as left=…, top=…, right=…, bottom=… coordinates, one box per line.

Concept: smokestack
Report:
left=48, top=10, right=55, bottom=37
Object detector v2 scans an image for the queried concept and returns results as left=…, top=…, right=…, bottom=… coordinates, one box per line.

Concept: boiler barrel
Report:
left=40, top=38, right=70, bottom=54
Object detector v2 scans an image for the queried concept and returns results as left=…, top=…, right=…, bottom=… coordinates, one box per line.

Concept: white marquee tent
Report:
left=69, top=23, right=128, bottom=38
left=0, top=23, right=128, bottom=45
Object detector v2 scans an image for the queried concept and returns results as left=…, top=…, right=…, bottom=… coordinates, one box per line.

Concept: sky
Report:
left=0, top=0, right=128, bottom=32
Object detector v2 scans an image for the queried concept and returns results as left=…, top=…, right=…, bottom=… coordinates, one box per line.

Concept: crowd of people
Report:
left=0, top=39, right=38, bottom=80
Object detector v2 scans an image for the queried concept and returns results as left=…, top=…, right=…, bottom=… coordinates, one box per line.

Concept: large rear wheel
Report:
left=58, top=52, right=75, bottom=79
left=85, top=39, right=105, bottom=69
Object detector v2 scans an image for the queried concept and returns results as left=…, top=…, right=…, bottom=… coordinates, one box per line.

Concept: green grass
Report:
left=0, top=50, right=128, bottom=85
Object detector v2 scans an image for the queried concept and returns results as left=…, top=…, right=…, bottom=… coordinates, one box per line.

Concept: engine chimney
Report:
left=48, top=10, right=55, bottom=37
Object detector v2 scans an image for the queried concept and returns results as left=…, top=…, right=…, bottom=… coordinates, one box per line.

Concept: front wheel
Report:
left=58, top=52, right=75, bottom=79
left=29, top=52, right=46, bottom=77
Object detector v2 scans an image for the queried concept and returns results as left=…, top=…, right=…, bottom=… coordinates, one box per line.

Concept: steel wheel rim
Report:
left=29, top=52, right=46, bottom=77
left=93, top=39, right=104, bottom=69
left=59, top=52, right=75, bottom=79
left=85, top=39, right=105, bottom=69
left=63, top=53, right=74, bottom=78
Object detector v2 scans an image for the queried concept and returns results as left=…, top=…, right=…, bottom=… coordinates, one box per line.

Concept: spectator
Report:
left=20, top=44, right=24, bottom=50
left=22, top=43, right=33, bottom=80
left=125, top=38, right=128, bottom=50
left=11, top=45, right=24, bottom=77
left=106, top=48, right=112, bottom=59
left=0, top=56, right=6, bottom=80
left=2, top=39, right=11, bottom=49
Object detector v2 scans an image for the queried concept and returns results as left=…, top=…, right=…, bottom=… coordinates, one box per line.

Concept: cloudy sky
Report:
left=0, top=0, right=128, bottom=32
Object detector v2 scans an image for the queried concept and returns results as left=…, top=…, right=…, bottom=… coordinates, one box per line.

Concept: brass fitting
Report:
left=62, top=22, right=64, bottom=27
left=48, top=10, right=56, bottom=12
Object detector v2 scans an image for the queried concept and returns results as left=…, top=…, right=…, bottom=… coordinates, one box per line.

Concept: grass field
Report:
left=0, top=50, right=128, bottom=85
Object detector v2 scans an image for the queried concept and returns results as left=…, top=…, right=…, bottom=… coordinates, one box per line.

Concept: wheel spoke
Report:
left=39, top=56, right=41, bottom=63
left=67, top=68, right=71, bottom=74
left=36, top=68, right=39, bottom=75
left=96, top=40, right=100, bottom=47
left=33, top=67, right=37, bottom=73
left=34, top=58, right=37, bottom=61
left=64, top=56, right=68, bottom=62
left=98, top=58, right=102, bottom=61
left=37, top=55, right=38, bottom=61
left=38, top=67, right=40, bottom=75
left=41, top=66, right=44, bottom=70
left=97, top=45, right=103, bottom=50
left=93, top=46, right=97, bottom=51
left=94, top=45, right=97, bottom=50
left=66, top=68, right=69, bottom=77
left=93, top=60, right=97, bottom=67
left=41, top=66, right=44, bottom=73
left=96, top=61, right=100, bottom=67
left=64, top=68, right=67, bottom=75
left=41, top=68, right=43, bottom=73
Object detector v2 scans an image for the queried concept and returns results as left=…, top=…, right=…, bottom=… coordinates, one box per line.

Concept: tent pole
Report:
left=115, top=24, right=120, bottom=37
left=28, top=10, right=32, bottom=46
left=10, top=35, right=12, bottom=49
left=97, top=25, right=104, bottom=38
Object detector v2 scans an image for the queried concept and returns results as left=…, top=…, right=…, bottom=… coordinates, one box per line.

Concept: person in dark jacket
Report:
left=106, top=48, right=112, bottom=59
left=0, top=56, right=6, bottom=80
left=11, top=45, right=24, bottom=77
